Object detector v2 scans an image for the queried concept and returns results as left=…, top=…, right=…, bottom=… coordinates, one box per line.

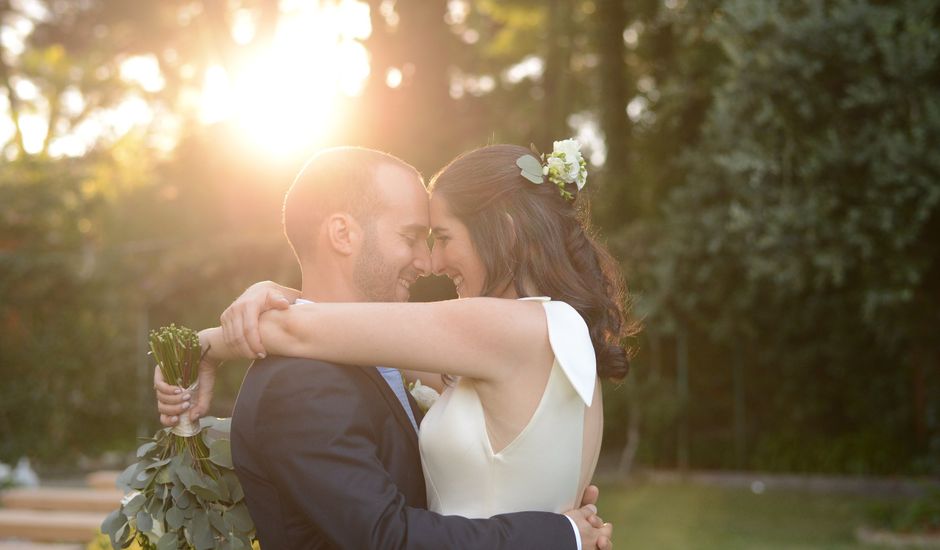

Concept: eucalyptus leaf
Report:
left=208, top=438, right=234, bottom=469
left=225, top=505, right=253, bottom=533
left=116, top=463, right=139, bottom=491
left=190, top=481, right=222, bottom=501
left=101, top=509, right=126, bottom=542
left=152, top=505, right=165, bottom=526
left=165, top=506, right=185, bottom=530
left=207, top=509, right=227, bottom=534
left=214, top=473, right=231, bottom=501
left=130, top=469, right=155, bottom=490
left=199, top=416, right=230, bottom=432
left=157, top=532, right=179, bottom=550
left=176, top=490, right=192, bottom=510
left=136, top=511, right=153, bottom=533
left=136, top=441, right=158, bottom=458
left=192, top=511, right=214, bottom=550
left=119, top=524, right=134, bottom=548
left=145, top=456, right=173, bottom=471
left=154, top=466, right=173, bottom=484
left=175, top=464, right=203, bottom=490
left=516, top=154, right=544, bottom=184
left=123, top=493, right=146, bottom=515
left=223, top=470, right=244, bottom=502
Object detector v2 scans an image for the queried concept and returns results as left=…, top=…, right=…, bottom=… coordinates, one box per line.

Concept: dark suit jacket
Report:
left=231, top=356, right=577, bottom=549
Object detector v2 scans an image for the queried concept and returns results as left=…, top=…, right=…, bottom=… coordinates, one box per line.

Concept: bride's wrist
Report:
left=197, top=328, right=226, bottom=364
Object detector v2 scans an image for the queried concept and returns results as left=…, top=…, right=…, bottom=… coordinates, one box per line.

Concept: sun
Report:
left=199, top=0, right=372, bottom=156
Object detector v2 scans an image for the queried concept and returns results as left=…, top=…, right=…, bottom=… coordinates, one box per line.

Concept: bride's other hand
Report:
left=565, top=503, right=614, bottom=549
left=580, top=484, right=600, bottom=507
left=221, top=281, right=294, bottom=359
left=153, top=359, right=218, bottom=425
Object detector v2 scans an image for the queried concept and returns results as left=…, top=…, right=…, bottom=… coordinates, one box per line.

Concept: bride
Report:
left=158, top=140, right=632, bottom=530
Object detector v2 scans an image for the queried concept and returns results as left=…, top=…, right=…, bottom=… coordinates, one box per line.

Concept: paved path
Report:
left=0, top=471, right=122, bottom=546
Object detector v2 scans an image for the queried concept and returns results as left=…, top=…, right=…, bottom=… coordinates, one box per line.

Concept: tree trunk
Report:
left=0, top=0, right=26, bottom=156
left=594, top=0, right=633, bottom=217
left=677, top=325, right=690, bottom=473
left=541, top=0, right=574, bottom=146
left=733, top=344, right=747, bottom=468
left=618, top=395, right=641, bottom=476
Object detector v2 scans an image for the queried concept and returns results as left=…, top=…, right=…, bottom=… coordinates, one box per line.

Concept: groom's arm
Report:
left=257, top=361, right=580, bottom=550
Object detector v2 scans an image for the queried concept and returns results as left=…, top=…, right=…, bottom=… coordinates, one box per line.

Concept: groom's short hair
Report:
left=283, top=147, right=421, bottom=263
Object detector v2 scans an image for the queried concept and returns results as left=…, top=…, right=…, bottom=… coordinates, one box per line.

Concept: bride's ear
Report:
left=324, top=212, right=361, bottom=256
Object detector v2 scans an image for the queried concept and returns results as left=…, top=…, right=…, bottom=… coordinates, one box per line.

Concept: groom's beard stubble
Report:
left=353, top=226, right=409, bottom=302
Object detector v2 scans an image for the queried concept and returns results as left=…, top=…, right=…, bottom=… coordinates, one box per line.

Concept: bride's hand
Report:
left=153, top=358, right=218, bottom=426
left=581, top=484, right=600, bottom=507
left=565, top=503, right=613, bottom=550
left=220, top=281, right=293, bottom=359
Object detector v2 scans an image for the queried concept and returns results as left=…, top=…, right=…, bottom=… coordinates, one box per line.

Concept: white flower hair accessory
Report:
left=515, top=138, right=588, bottom=201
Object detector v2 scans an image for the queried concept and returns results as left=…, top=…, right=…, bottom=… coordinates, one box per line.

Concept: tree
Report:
left=638, top=0, right=940, bottom=473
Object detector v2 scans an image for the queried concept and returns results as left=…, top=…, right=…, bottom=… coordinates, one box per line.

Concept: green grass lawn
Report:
left=596, top=482, right=902, bottom=549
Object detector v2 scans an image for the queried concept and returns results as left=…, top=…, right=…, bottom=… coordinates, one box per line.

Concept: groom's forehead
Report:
left=372, top=165, right=429, bottom=207
left=373, top=162, right=427, bottom=191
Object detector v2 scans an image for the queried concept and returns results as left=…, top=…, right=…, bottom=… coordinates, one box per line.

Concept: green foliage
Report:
left=1, top=0, right=936, bottom=478
left=0, top=136, right=295, bottom=465
left=867, top=489, right=940, bottom=534
left=103, top=417, right=254, bottom=550
left=0, top=156, right=140, bottom=462
left=615, top=0, right=940, bottom=474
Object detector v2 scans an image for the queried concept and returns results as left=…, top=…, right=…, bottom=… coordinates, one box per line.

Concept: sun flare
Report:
left=198, top=0, right=372, bottom=155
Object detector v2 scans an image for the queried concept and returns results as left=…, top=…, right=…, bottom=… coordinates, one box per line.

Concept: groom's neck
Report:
left=299, top=265, right=366, bottom=303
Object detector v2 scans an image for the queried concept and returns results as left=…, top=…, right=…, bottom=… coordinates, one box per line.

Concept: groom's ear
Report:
left=325, top=212, right=361, bottom=256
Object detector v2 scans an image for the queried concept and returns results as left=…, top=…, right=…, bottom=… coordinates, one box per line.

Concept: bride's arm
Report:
left=220, top=281, right=300, bottom=358
left=253, top=299, right=552, bottom=383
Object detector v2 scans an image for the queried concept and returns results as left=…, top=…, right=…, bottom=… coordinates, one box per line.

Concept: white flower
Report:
left=409, top=380, right=440, bottom=413
left=575, top=163, right=587, bottom=190
left=548, top=139, right=587, bottom=189
left=546, top=156, right=569, bottom=179
left=553, top=139, right=581, bottom=162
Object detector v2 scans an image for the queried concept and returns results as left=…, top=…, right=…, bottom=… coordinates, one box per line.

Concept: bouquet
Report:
left=102, top=324, right=255, bottom=550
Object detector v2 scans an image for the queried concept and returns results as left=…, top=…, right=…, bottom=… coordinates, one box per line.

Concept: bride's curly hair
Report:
left=429, top=144, right=636, bottom=380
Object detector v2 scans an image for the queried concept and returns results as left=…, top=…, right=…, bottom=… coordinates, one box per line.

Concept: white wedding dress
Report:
left=418, top=297, right=600, bottom=517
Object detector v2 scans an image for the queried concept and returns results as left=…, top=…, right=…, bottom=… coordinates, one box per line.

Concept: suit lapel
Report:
left=406, top=389, right=424, bottom=426
left=359, top=366, right=420, bottom=454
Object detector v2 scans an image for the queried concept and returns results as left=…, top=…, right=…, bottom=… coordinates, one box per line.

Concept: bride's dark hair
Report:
left=429, top=144, right=635, bottom=380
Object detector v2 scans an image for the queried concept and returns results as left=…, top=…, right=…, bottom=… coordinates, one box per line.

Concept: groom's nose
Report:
left=412, top=241, right=431, bottom=276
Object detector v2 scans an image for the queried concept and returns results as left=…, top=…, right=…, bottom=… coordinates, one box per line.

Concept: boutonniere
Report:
left=407, top=379, right=440, bottom=413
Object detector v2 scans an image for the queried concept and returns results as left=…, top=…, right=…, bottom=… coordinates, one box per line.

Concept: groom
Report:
left=155, top=147, right=611, bottom=549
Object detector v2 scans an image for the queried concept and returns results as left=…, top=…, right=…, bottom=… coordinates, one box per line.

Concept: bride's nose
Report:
left=430, top=244, right=446, bottom=276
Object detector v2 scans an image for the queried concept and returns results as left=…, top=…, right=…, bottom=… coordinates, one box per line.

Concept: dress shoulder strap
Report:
left=534, top=299, right=597, bottom=406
